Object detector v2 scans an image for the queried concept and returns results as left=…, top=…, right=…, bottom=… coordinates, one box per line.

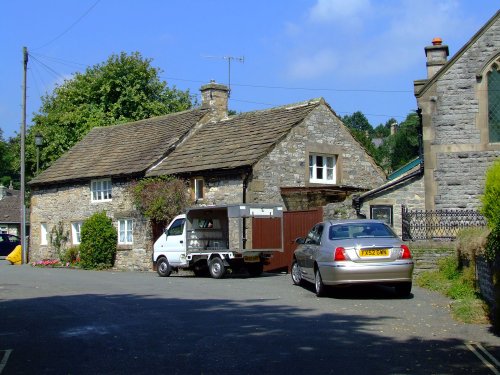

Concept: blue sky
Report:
left=1, top=1, right=498, bottom=139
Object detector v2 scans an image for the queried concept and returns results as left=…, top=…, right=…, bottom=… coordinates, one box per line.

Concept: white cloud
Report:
left=287, top=49, right=338, bottom=79
left=309, top=0, right=371, bottom=23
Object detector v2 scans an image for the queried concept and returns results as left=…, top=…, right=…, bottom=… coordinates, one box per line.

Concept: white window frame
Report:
left=71, top=222, right=83, bottom=245
left=91, top=178, right=112, bottom=202
left=309, top=154, right=336, bottom=184
left=194, top=178, right=204, bottom=201
left=40, top=223, right=48, bottom=245
left=118, top=219, right=133, bottom=245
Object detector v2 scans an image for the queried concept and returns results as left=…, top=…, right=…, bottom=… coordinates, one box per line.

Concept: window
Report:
left=309, top=154, right=336, bottom=184
left=370, top=205, right=393, bottom=226
left=488, top=68, right=500, bottom=143
left=118, top=219, right=133, bottom=244
left=194, top=178, right=204, bottom=201
left=40, top=223, right=48, bottom=245
left=91, top=179, right=112, bottom=202
left=167, top=218, right=185, bottom=236
left=305, top=224, right=323, bottom=245
left=0, top=226, right=7, bottom=234
left=71, top=222, right=83, bottom=245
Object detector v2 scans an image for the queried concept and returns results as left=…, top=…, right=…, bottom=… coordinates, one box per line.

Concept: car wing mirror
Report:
left=295, top=237, right=305, bottom=245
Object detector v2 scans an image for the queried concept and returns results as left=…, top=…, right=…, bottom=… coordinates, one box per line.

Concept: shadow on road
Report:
left=0, top=291, right=487, bottom=374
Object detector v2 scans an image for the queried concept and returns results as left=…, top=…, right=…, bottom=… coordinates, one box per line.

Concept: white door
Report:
left=162, top=217, right=186, bottom=265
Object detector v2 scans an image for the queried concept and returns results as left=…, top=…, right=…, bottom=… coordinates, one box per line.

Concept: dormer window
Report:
left=91, top=178, right=112, bottom=202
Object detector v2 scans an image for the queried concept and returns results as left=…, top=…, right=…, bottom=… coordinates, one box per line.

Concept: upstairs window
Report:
left=91, top=179, right=112, bottom=202
left=118, top=219, right=133, bottom=244
left=488, top=68, right=500, bottom=143
left=309, top=154, right=336, bottom=184
left=193, top=178, right=204, bottom=201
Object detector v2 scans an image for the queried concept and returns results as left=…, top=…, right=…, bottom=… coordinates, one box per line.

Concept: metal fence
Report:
left=401, top=205, right=487, bottom=241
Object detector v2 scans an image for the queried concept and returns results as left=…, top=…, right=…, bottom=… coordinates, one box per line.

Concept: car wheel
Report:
left=157, top=257, right=172, bottom=277
left=209, top=257, right=226, bottom=279
left=247, top=262, right=264, bottom=277
left=395, top=282, right=412, bottom=297
left=315, top=268, right=326, bottom=297
left=291, top=260, right=303, bottom=286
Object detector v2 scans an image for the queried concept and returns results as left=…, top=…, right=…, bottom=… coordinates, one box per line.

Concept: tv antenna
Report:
left=203, top=55, right=244, bottom=96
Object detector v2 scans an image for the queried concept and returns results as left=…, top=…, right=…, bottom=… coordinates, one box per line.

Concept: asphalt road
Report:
left=1, top=260, right=499, bottom=375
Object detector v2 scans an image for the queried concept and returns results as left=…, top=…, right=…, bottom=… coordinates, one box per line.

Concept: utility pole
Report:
left=20, top=47, right=28, bottom=264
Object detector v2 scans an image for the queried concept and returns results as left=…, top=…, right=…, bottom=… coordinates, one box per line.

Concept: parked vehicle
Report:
left=291, top=219, right=414, bottom=297
left=0, top=234, right=21, bottom=257
left=153, top=204, right=284, bottom=279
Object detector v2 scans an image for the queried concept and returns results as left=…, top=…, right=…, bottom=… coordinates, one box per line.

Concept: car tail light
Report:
left=400, top=245, right=412, bottom=259
left=334, top=247, right=347, bottom=261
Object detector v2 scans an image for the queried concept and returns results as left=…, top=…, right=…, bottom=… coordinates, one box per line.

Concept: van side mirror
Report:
left=295, top=237, right=305, bottom=245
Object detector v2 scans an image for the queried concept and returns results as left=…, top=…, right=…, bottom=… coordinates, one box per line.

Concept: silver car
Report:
left=291, top=219, right=414, bottom=297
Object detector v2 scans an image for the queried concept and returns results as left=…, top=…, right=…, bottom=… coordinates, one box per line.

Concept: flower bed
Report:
left=31, top=259, right=80, bottom=268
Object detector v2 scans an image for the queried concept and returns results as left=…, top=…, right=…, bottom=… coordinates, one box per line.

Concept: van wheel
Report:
left=209, top=257, right=226, bottom=279
left=157, top=257, right=172, bottom=277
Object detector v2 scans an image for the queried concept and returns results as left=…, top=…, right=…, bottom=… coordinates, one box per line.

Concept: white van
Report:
left=153, top=204, right=284, bottom=279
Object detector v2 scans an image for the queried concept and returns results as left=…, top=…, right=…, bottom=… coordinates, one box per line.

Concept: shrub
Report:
left=79, top=211, right=117, bottom=269
left=49, top=221, right=69, bottom=261
left=130, top=176, right=191, bottom=225
left=481, top=160, right=500, bottom=229
left=455, top=227, right=489, bottom=265
left=61, top=246, right=80, bottom=264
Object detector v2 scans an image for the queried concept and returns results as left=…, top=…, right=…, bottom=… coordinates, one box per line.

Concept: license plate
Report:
left=360, top=249, right=389, bottom=257
left=244, top=255, right=260, bottom=263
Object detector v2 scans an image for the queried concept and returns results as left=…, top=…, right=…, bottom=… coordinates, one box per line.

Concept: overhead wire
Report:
left=33, top=0, right=101, bottom=50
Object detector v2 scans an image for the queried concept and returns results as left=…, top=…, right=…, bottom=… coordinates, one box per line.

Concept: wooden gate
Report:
left=253, top=208, right=323, bottom=272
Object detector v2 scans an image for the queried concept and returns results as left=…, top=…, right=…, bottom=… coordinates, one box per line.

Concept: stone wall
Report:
left=30, top=179, right=153, bottom=271
left=359, top=173, right=425, bottom=237
left=417, top=16, right=500, bottom=211
left=434, top=152, right=500, bottom=209
left=409, top=241, right=455, bottom=275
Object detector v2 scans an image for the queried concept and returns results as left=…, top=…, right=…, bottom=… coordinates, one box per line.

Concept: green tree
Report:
left=390, top=112, right=420, bottom=171
left=23, top=51, right=194, bottom=177
left=0, top=128, right=17, bottom=187
left=342, top=111, right=373, bottom=134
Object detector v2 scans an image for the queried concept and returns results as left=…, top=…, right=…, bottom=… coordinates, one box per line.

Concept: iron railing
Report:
left=401, top=205, right=487, bottom=241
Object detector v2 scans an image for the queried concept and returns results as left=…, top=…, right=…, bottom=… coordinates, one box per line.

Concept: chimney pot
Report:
left=432, top=37, right=442, bottom=46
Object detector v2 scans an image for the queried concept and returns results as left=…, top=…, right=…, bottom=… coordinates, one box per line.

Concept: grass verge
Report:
left=416, top=256, right=490, bottom=324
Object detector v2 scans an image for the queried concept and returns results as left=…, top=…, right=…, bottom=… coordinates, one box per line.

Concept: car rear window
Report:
left=329, top=223, right=395, bottom=240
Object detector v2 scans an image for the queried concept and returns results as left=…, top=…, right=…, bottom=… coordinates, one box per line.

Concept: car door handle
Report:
left=180, top=240, right=184, bottom=244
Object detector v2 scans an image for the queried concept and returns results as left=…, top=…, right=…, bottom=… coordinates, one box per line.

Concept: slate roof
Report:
left=147, top=99, right=322, bottom=176
left=29, top=109, right=208, bottom=186
left=0, top=189, right=21, bottom=224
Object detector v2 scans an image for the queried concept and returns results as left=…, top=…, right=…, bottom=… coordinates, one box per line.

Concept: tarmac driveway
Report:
left=0, top=260, right=499, bottom=374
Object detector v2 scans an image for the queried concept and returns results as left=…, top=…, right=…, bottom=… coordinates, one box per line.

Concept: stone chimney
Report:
left=200, top=80, right=229, bottom=121
left=425, top=37, right=449, bottom=78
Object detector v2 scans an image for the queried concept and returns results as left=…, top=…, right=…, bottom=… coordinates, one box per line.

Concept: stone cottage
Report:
left=353, top=10, right=499, bottom=237
left=29, top=81, right=385, bottom=270
left=0, top=183, right=24, bottom=236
